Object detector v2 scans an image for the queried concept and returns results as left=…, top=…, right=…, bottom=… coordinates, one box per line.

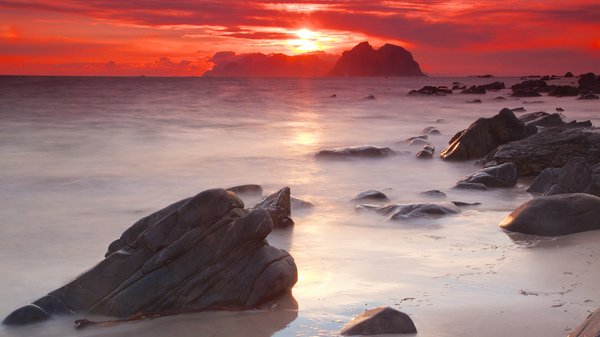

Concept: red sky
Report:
left=1, top=0, right=599, bottom=76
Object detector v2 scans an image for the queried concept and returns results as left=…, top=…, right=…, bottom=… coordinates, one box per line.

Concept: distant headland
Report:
left=202, top=42, right=426, bottom=77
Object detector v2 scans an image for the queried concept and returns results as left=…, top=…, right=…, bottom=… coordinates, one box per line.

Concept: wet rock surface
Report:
left=351, top=189, right=390, bottom=202
left=251, top=187, right=294, bottom=228
left=340, top=306, right=417, bottom=335
left=314, top=146, right=397, bottom=159
left=357, top=202, right=461, bottom=220
left=526, top=157, right=600, bottom=197
left=5, top=189, right=298, bottom=323
left=455, top=162, right=518, bottom=188
left=439, top=108, right=529, bottom=161
left=499, top=193, right=600, bottom=236
left=570, top=307, right=600, bottom=337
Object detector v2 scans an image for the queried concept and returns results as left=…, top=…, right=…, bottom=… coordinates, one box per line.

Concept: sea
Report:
left=1, top=75, right=599, bottom=337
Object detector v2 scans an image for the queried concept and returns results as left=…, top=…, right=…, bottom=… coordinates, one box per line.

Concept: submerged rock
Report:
left=418, top=190, right=447, bottom=199
left=6, top=189, right=298, bottom=323
left=357, top=202, right=461, bottom=220
left=226, top=184, right=263, bottom=196
left=314, top=146, right=396, bottom=159
left=251, top=187, right=294, bottom=228
left=499, top=193, right=600, bottom=236
left=439, top=108, right=529, bottom=161
left=420, top=126, right=441, bottom=135
left=340, top=306, right=417, bottom=335
left=455, top=162, right=518, bottom=188
left=351, top=189, right=390, bottom=202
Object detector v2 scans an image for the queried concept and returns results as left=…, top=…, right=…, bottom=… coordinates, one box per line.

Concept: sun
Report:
left=285, top=29, right=324, bottom=53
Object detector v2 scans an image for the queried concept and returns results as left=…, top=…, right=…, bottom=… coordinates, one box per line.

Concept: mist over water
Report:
left=1, top=75, right=599, bottom=336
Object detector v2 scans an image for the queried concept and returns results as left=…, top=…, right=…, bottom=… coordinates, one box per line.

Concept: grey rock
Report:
left=339, top=306, right=417, bottom=335
left=351, top=189, right=390, bottom=202
left=2, top=304, right=52, bottom=326
left=314, top=146, right=397, bottom=159
left=455, top=162, right=518, bottom=188
left=548, top=85, right=580, bottom=96
left=407, top=138, right=432, bottom=147
left=290, top=196, right=315, bottom=209
left=357, top=202, right=461, bottom=220
left=226, top=184, right=263, bottom=196
left=482, top=127, right=600, bottom=176
left=439, top=108, right=529, bottom=161
left=499, top=193, right=600, bottom=236
left=526, top=167, right=562, bottom=195
left=251, top=187, right=294, bottom=228
left=419, top=190, right=447, bottom=199
left=570, top=307, right=600, bottom=337
left=420, top=126, right=441, bottom=135
left=6, top=188, right=298, bottom=322
left=452, top=183, right=487, bottom=191
left=416, top=144, right=435, bottom=159
left=397, top=135, right=427, bottom=144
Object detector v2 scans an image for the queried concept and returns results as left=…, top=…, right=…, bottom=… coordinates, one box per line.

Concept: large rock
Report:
left=251, top=187, right=294, bottom=228
left=569, top=307, right=600, bottom=337
left=578, top=72, right=600, bottom=93
left=340, top=306, right=417, bottom=335
left=482, top=127, right=600, bottom=176
left=527, top=157, right=600, bottom=197
left=324, top=42, right=426, bottom=77
left=439, top=108, right=529, bottom=161
left=357, top=202, right=461, bottom=220
left=526, top=167, right=562, bottom=195
left=499, top=193, right=600, bottom=236
left=548, top=85, right=580, bottom=96
left=6, top=189, right=298, bottom=323
left=314, top=146, right=397, bottom=159
left=455, top=162, right=517, bottom=188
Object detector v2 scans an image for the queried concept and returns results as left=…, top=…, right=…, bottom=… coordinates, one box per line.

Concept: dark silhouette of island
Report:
left=202, top=52, right=335, bottom=77
left=324, top=42, right=426, bottom=77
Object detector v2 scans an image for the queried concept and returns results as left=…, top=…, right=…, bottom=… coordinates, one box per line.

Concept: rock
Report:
left=251, top=187, right=294, bottom=228
left=407, top=86, right=452, bottom=96
left=407, top=138, right=432, bottom=147
left=564, top=72, right=574, bottom=77
left=451, top=201, right=482, bottom=207
left=397, top=135, right=427, bottom=144
left=483, top=81, right=505, bottom=90
left=351, top=189, right=390, bottom=202
left=314, top=146, right=397, bottom=159
left=511, top=107, right=526, bottom=112
left=290, top=196, right=315, bottom=209
left=452, top=183, right=487, bottom=191
left=499, top=193, right=600, bottom=236
left=511, top=90, right=542, bottom=97
left=466, top=99, right=482, bottom=103
left=436, top=119, right=447, bottom=123
left=526, top=167, right=562, bottom=195
left=339, top=306, right=417, bottom=335
left=511, top=79, right=548, bottom=92
left=420, top=126, right=441, bottom=135
left=416, top=144, right=435, bottom=159
left=32, top=295, right=72, bottom=315
left=2, top=304, right=52, bottom=326
left=536, top=157, right=600, bottom=198
left=482, top=127, right=600, bottom=176
left=494, top=96, right=507, bottom=100
left=569, top=307, right=600, bottom=337
left=363, top=95, right=376, bottom=99
left=357, top=202, right=461, bottom=220
left=439, top=108, right=529, bottom=161
left=7, top=189, right=298, bottom=321
left=324, top=42, right=426, bottom=77
left=330, top=94, right=337, bottom=98
left=461, top=85, right=486, bottom=94
left=518, top=111, right=565, bottom=128
left=454, top=162, right=518, bottom=188
left=578, top=94, right=600, bottom=100
left=548, top=85, right=580, bottom=96
left=418, top=190, right=447, bottom=199
left=226, top=184, right=263, bottom=196
left=578, top=72, right=600, bottom=93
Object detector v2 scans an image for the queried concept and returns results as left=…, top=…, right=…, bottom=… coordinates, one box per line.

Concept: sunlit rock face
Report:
left=324, top=42, right=427, bottom=77
left=499, top=193, right=600, bottom=236
left=4, top=188, right=298, bottom=323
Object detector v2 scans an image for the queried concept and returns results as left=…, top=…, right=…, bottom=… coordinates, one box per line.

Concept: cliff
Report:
left=324, top=42, right=426, bottom=77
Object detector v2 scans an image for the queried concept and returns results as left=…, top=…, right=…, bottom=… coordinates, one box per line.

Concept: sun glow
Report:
left=286, top=29, right=327, bottom=53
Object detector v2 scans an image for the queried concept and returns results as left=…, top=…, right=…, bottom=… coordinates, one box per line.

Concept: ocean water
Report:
left=1, top=75, right=599, bottom=337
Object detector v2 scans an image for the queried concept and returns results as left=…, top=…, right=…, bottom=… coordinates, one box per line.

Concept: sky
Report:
left=0, top=0, right=599, bottom=76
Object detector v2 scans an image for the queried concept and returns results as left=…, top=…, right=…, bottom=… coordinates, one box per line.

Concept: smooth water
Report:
left=1, top=75, right=600, bottom=337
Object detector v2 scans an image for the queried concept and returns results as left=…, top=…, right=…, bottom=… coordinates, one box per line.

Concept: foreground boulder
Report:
left=314, top=146, right=396, bottom=159
left=5, top=189, right=298, bottom=323
left=482, top=127, right=600, bottom=176
left=499, top=193, right=600, bottom=236
left=569, top=307, right=600, bottom=337
left=439, top=108, right=529, bottom=161
left=340, top=306, right=417, bottom=335
left=455, top=162, right=517, bottom=188
left=357, top=202, right=461, bottom=220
